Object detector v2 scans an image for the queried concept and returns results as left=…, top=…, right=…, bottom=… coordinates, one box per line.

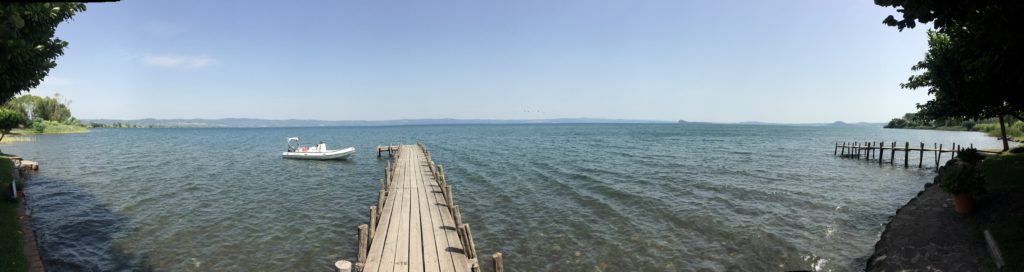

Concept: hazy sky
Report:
left=31, top=0, right=931, bottom=123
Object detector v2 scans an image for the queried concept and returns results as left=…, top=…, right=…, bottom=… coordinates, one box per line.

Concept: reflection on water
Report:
left=4, top=124, right=1005, bottom=271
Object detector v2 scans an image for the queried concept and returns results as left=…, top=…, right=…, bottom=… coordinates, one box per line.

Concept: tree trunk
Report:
left=999, top=115, right=1009, bottom=151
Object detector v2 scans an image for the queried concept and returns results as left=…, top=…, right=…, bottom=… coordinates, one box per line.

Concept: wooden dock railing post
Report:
left=840, top=142, right=846, bottom=156
left=919, top=143, right=925, bottom=168
left=904, top=142, right=910, bottom=168
left=385, top=161, right=391, bottom=183
left=492, top=252, right=504, bottom=272
left=937, top=144, right=944, bottom=168
left=376, top=189, right=386, bottom=216
left=369, top=206, right=377, bottom=240
left=357, top=224, right=368, bottom=271
left=878, top=141, right=884, bottom=165
left=865, top=142, right=870, bottom=160
left=452, top=205, right=463, bottom=227
left=890, top=141, right=896, bottom=165
left=335, top=260, right=353, bottom=272
left=458, top=224, right=479, bottom=271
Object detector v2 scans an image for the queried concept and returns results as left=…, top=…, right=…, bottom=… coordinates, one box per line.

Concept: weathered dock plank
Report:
left=357, top=144, right=474, bottom=272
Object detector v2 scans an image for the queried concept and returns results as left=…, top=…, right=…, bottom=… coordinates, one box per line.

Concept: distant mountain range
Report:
left=82, top=118, right=674, bottom=128
left=680, top=120, right=885, bottom=127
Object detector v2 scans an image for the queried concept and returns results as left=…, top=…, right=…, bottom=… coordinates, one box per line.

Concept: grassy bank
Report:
left=974, top=122, right=1024, bottom=142
left=885, top=115, right=1024, bottom=142
left=11, top=120, right=88, bottom=135
left=978, top=153, right=1024, bottom=269
left=0, top=136, right=32, bottom=145
left=0, top=157, right=27, bottom=272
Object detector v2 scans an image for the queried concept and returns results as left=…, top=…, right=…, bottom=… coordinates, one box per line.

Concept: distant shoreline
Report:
left=83, top=118, right=885, bottom=129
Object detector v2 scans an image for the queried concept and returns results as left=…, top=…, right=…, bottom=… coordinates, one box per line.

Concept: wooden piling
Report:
left=866, top=142, right=871, bottom=161
left=918, top=143, right=924, bottom=168
left=376, top=190, right=386, bottom=215
left=445, top=185, right=454, bottom=210
left=904, top=142, right=910, bottom=168
left=459, top=224, right=478, bottom=260
left=335, top=260, right=353, bottom=272
left=492, top=252, right=504, bottom=272
left=452, top=205, right=463, bottom=227
left=890, top=141, right=896, bottom=165
left=937, top=144, right=944, bottom=168
left=878, top=141, right=884, bottom=165
left=840, top=142, right=846, bottom=156
left=369, top=206, right=377, bottom=240
left=357, top=224, right=368, bottom=270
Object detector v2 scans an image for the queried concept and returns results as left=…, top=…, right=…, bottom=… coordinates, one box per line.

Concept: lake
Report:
left=3, top=124, right=1004, bottom=271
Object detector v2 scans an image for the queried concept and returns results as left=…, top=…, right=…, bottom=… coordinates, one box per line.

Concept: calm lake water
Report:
left=3, top=124, right=1005, bottom=271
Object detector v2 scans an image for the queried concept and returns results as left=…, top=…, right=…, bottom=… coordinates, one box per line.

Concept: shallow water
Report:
left=3, top=124, right=1004, bottom=271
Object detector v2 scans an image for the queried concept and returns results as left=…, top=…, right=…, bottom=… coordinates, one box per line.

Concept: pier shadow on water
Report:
left=24, top=174, right=155, bottom=271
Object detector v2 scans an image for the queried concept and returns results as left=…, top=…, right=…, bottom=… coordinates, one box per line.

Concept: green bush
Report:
left=957, top=148, right=985, bottom=164
left=940, top=161, right=986, bottom=196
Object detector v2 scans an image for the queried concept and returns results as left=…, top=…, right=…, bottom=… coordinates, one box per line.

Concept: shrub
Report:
left=957, top=148, right=985, bottom=164
left=940, top=161, right=986, bottom=196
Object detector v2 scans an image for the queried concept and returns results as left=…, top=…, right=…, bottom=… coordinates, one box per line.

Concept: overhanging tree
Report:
left=877, top=1, right=1024, bottom=151
left=1, top=3, right=86, bottom=103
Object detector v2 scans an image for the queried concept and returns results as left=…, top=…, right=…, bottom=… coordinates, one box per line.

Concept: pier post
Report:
left=369, top=206, right=377, bottom=240
left=492, top=252, right=504, bottom=272
left=890, top=142, right=896, bottom=165
left=446, top=185, right=454, bottom=211
left=335, top=260, right=353, bottom=272
left=904, top=142, right=909, bottom=168
left=865, top=142, right=870, bottom=160
left=357, top=224, right=368, bottom=271
left=878, top=141, right=884, bottom=165
left=452, top=205, right=463, bottom=227
left=459, top=224, right=478, bottom=260
left=919, top=143, right=924, bottom=168
left=377, top=190, right=386, bottom=216
left=437, top=165, right=446, bottom=185
left=840, top=142, right=846, bottom=156
left=937, top=144, right=943, bottom=168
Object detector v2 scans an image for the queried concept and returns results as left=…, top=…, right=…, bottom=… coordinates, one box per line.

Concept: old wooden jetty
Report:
left=376, top=145, right=400, bottom=158
left=337, top=143, right=503, bottom=272
left=833, top=141, right=999, bottom=169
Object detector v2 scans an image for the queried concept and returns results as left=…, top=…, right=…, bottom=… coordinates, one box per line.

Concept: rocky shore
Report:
left=867, top=160, right=1023, bottom=271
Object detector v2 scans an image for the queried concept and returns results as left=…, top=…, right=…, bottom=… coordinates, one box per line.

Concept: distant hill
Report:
left=83, top=118, right=673, bottom=128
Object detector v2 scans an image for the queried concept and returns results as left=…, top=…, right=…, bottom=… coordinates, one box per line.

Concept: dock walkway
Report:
left=341, top=143, right=501, bottom=272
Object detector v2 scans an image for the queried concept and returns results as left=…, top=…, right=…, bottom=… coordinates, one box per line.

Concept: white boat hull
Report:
left=282, top=147, right=355, bottom=160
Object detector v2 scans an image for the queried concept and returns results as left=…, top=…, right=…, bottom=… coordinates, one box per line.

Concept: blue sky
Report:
left=31, top=0, right=930, bottom=123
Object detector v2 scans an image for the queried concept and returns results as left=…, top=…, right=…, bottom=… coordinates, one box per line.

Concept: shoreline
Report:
left=16, top=194, right=44, bottom=272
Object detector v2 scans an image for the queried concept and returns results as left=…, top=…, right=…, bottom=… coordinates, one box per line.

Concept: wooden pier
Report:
left=834, top=141, right=998, bottom=169
left=339, top=143, right=503, bottom=272
left=376, top=145, right=399, bottom=158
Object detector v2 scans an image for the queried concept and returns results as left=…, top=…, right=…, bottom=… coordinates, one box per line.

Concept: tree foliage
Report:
left=1, top=3, right=87, bottom=103
left=877, top=1, right=1024, bottom=150
left=0, top=108, right=24, bottom=145
left=1, top=94, right=75, bottom=127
